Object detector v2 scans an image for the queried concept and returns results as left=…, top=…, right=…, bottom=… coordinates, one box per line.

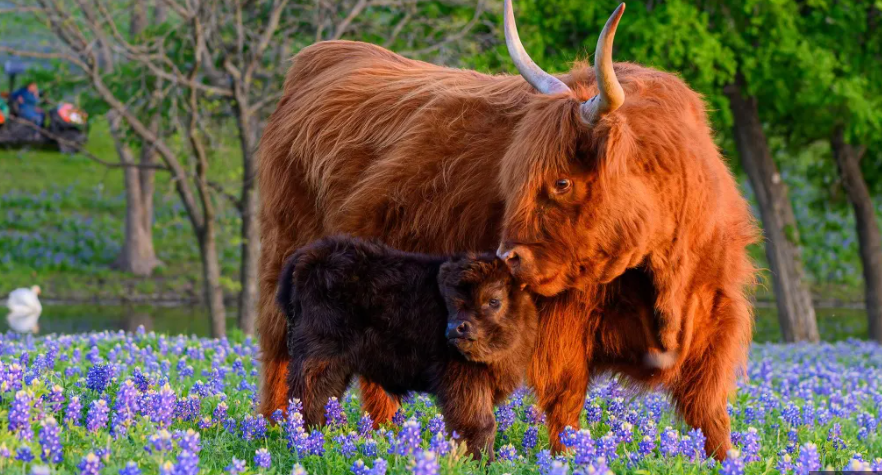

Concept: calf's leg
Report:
left=288, top=354, right=353, bottom=427
left=440, top=383, right=496, bottom=462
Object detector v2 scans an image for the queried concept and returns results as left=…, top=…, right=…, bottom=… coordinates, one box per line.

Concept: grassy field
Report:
left=0, top=120, right=244, bottom=302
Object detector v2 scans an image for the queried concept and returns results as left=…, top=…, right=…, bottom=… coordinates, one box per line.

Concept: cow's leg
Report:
left=670, top=293, right=748, bottom=461
left=360, top=378, right=401, bottom=428
left=529, top=298, right=591, bottom=453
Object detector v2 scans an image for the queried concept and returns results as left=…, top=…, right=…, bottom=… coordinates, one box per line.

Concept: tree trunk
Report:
left=198, top=220, right=227, bottom=338
left=108, top=112, right=158, bottom=276
left=139, top=114, right=160, bottom=242
left=130, top=0, right=147, bottom=39
left=724, top=78, right=819, bottom=342
left=831, top=128, right=882, bottom=343
left=153, top=0, right=167, bottom=24
left=235, top=104, right=260, bottom=335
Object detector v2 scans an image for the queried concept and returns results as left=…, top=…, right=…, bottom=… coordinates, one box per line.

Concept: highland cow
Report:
left=277, top=236, right=538, bottom=460
left=258, top=0, right=757, bottom=460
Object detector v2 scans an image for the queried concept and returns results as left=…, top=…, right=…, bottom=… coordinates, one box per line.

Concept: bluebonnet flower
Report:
left=720, top=449, right=744, bottom=475
left=638, top=435, right=655, bottom=457
left=119, top=461, right=141, bottom=475
left=525, top=404, right=546, bottom=424
left=390, top=419, right=422, bottom=456
left=370, top=458, right=388, bottom=475
left=308, top=429, right=326, bottom=456
left=776, top=451, right=794, bottom=473
left=38, top=417, right=63, bottom=463
left=428, top=431, right=450, bottom=456
left=392, top=409, right=405, bottom=426
left=225, top=457, right=246, bottom=475
left=213, top=402, right=228, bottom=423
left=175, top=451, right=199, bottom=475
left=795, top=442, right=820, bottom=475
left=495, top=402, right=516, bottom=432
left=571, top=429, right=595, bottom=465
left=352, top=459, right=369, bottom=475
left=152, top=384, right=176, bottom=428
left=271, top=409, right=284, bottom=423
left=498, top=444, right=518, bottom=461
left=740, top=427, right=760, bottom=462
left=86, top=399, right=109, bottom=433
left=9, top=390, right=33, bottom=440
left=828, top=423, right=846, bottom=450
left=16, top=447, right=35, bottom=462
left=362, top=438, right=378, bottom=457
left=336, top=431, right=359, bottom=458
left=147, top=429, right=174, bottom=454
left=522, top=425, right=538, bottom=451
left=659, top=427, right=680, bottom=457
left=325, top=397, right=346, bottom=427
left=77, top=453, right=103, bottom=475
left=240, top=414, right=267, bottom=441
left=175, top=429, right=201, bottom=453
left=86, top=363, right=111, bottom=392
left=358, top=412, right=374, bottom=437
left=411, top=450, right=438, bottom=475
left=598, top=433, right=618, bottom=461
left=427, top=414, right=445, bottom=435
left=254, top=448, right=271, bottom=469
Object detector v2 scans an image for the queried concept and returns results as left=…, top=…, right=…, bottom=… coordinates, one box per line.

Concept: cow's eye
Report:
left=553, top=178, right=572, bottom=194
left=488, top=298, right=501, bottom=309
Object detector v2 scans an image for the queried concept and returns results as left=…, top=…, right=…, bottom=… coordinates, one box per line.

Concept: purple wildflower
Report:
left=720, top=449, right=744, bottom=475
left=77, top=453, right=103, bottom=475
left=254, top=448, right=271, bottom=469
left=86, top=399, right=109, bottom=433
left=498, top=444, right=518, bottom=461
left=325, top=397, right=346, bottom=427
left=38, top=417, right=63, bottom=463
left=225, top=457, right=246, bottom=475
left=119, top=461, right=141, bottom=475
left=411, top=451, right=438, bottom=475
left=522, top=425, right=538, bottom=451
left=86, top=363, right=111, bottom=392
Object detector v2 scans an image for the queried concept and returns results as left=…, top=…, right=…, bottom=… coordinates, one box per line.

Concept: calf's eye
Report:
left=553, top=178, right=572, bottom=194
left=488, top=299, right=500, bottom=309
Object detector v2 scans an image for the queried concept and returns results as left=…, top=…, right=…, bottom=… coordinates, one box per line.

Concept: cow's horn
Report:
left=503, top=0, right=570, bottom=95
left=580, top=3, right=626, bottom=126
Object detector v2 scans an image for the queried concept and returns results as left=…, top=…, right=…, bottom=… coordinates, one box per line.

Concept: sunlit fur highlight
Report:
left=257, top=40, right=757, bottom=461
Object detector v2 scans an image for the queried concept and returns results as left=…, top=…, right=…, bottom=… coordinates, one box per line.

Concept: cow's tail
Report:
left=276, top=251, right=305, bottom=321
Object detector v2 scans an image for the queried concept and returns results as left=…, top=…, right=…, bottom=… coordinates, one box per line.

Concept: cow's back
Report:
left=260, top=41, right=532, bottom=256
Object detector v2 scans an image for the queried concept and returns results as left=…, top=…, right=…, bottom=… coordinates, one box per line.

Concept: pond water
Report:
left=0, top=302, right=870, bottom=342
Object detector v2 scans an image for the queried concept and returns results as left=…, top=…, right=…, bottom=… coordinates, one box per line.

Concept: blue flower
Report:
left=254, top=448, right=271, bottom=469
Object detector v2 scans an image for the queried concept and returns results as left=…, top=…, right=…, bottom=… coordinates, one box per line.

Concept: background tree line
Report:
left=5, top=0, right=881, bottom=343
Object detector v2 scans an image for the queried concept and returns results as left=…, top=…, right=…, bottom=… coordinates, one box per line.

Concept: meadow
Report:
left=0, top=327, right=878, bottom=475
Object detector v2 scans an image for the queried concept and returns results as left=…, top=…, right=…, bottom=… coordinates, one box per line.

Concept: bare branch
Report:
left=333, top=0, right=370, bottom=40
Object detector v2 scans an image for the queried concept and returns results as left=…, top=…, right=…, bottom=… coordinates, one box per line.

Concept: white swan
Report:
left=6, top=285, right=42, bottom=334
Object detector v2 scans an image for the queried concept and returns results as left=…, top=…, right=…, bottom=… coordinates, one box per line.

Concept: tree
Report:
left=773, top=0, right=882, bottom=342
left=7, top=0, right=230, bottom=336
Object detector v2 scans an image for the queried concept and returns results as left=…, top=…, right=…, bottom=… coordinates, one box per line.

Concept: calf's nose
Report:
left=446, top=321, right=471, bottom=340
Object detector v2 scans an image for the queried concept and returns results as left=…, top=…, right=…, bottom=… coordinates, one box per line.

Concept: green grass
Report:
left=0, top=119, right=244, bottom=301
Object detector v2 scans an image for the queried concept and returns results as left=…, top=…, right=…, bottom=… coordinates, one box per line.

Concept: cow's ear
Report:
left=592, top=115, right=635, bottom=181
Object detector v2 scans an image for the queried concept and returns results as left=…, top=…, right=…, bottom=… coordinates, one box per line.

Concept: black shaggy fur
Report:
left=277, top=236, right=538, bottom=460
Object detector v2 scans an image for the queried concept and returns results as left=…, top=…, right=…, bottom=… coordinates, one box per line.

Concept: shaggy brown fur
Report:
left=278, top=236, right=537, bottom=460
left=257, top=40, right=757, bottom=460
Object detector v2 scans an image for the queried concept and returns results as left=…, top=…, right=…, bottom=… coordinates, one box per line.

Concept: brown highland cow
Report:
left=257, top=0, right=757, bottom=460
